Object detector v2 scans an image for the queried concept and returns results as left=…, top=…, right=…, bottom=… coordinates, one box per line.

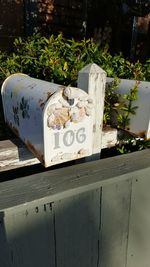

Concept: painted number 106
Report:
left=54, top=127, right=86, bottom=149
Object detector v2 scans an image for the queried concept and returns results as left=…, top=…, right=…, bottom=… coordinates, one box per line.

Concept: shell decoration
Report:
left=47, top=86, right=94, bottom=129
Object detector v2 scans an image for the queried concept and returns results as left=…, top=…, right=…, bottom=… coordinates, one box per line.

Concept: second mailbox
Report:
left=2, top=74, right=94, bottom=167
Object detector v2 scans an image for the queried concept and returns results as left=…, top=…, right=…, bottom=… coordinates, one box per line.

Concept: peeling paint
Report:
left=6, top=121, right=20, bottom=137
left=2, top=74, right=94, bottom=167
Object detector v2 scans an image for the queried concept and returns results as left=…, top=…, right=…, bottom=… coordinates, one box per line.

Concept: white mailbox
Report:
left=1, top=74, right=94, bottom=167
left=107, top=78, right=150, bottom=139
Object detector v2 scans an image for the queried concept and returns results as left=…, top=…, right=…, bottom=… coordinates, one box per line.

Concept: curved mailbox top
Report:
left=1, top=74, right=94, bottom=167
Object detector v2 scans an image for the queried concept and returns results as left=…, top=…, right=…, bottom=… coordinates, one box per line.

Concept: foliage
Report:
left=0, top=34, right=150, bottom=152
left=0, top=34, right=150, bottom=88
left=104, top=79, right=139, bottom=129
left=103, top=78, right=121, bottom=126
left=116, top=138, right=150, bottom=154
left=117, top=81, right=139, bottom=129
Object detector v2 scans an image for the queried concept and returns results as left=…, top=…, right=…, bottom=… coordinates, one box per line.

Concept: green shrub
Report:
left=0, top=34, right=149, bottom=144
left=0, top=34, right=149, bottom=87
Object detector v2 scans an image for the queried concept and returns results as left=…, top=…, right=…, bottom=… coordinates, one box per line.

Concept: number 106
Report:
left=54, top=127, right=86, bottom=149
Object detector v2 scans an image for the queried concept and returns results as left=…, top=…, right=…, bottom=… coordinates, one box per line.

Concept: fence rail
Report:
left=0, top=63, right=150, bottom=266
left=0, top=149, right=150, bottom=267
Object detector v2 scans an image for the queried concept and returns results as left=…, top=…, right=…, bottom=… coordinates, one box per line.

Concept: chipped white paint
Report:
left=107, top=78, right=150, bottom=139
left=0, top=139, right=39, bottom=172
left=1, top=74, right=94, bottom=167
left=102, top=128, right=118, bottom=149
left=78, top=63, right=106, bottom=159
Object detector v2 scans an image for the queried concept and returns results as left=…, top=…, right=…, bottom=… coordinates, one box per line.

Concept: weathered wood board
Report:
left=99, top=180, right=132, bottom=267
left=0, top=150, right=150, bottom=267
left=0, top=128, right=117, bottom=172
left=127, top=174, right=150, bottom=267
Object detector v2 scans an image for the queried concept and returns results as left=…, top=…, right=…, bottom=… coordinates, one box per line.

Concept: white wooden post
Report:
left=78, top=63, right=106, bottom=160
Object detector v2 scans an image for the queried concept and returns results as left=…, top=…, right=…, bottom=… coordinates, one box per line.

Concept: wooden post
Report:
left=78, top=63, right=106, bottom=160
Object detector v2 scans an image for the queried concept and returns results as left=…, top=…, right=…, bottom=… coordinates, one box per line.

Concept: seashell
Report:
left=47, top=107, right=69, bottom=128
left=71, top=113, right=79, bottom=122
left=79, top=107, right=86, bottom=119
left=87, top=102, right=94, bottom=109
left=59, top=97, right=70, bottom=108
left=69, top=106, right=79, bottom=116
left=52, top=125, right=57, bottom=130
left=47, top=103, right=56, bottom=115
left=79, top=96, right=89, bottom=101
left=55, top=102, right=62, bottom=109
left=76, top=100, right=88, bottom=108
left=56, top=125, right=63, bottom=130
left=85, top=107, right=92, bottom=116
left=64, top=120, right=71, bottom=128
left=76, top=101, right=83, bottom=108
left=87, top=98, right=93, bottom=104
left=69, top=106, right=80, bottom=122
left=47, top=113, right=55, bottom=127
left=64, top=87, right=88, bottom=100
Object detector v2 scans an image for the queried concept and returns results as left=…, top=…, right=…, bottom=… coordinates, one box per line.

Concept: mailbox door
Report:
left=43, top=87, right=94, bottom=167
left=44, top=117, right=93, bottom=166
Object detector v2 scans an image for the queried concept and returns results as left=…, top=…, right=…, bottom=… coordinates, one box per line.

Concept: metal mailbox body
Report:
left=107, top=78, right=150, bottom=139
left=1, top=74, right=94, bottom=167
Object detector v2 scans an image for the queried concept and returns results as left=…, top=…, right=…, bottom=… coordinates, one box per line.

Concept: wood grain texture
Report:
left=127, top=174, right=150, bottom=267
left=0, top=150, right=150, bottom=267
left=99, top=180, right=132, bottom=267
left=2, top=203, right=55, bottom=267
left=54, top=189, right=101, bottom=267
left=0, top=149, right=150, bottom=211
left=0, top=139, right=39, bottom=172
left=78, top=63, right=106, bottom=159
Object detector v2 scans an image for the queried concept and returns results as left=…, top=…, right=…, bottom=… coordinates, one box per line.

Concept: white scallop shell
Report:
left=64, top=87, right=88, bottom=100
left=47, top=107, right=70, bottom=128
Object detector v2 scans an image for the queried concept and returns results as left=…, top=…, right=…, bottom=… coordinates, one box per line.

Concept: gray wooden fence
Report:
left=0, top=149, right=150, bottom=267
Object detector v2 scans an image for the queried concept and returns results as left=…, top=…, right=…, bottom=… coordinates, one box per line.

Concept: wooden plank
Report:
left=101, top=127, right=118, bottom=149
left=2, top=203, right=56, bottom=267
left=0, top=149, right=150, bottom=211
left=0, top=129, right=117, bottom=172
left=54, top=189, right=101, bottom=267
left=127, top=174, right=150, bottom=267
left=99, top=180, right=132, bottom=267
left=0, top=139, right=40, bottom=172
left=78, top=63, right=106, bottom=159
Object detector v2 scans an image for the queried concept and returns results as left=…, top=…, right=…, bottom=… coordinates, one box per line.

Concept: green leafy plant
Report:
left=116, top=138, right=150, bottom=155
left=117, top=81, right=139, bottom=129
left=0, top=34, right=149, bottom=151
left=104, top=79, right=139, bottom=129
left=0, top=34, right=149, bottom=88
left=103, top=77, right=121, bottom=126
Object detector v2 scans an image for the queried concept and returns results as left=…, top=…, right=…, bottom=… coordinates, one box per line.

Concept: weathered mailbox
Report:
left=1, top=74, right=94, bottom=167
left=107, top=78, right=150, bottom=139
